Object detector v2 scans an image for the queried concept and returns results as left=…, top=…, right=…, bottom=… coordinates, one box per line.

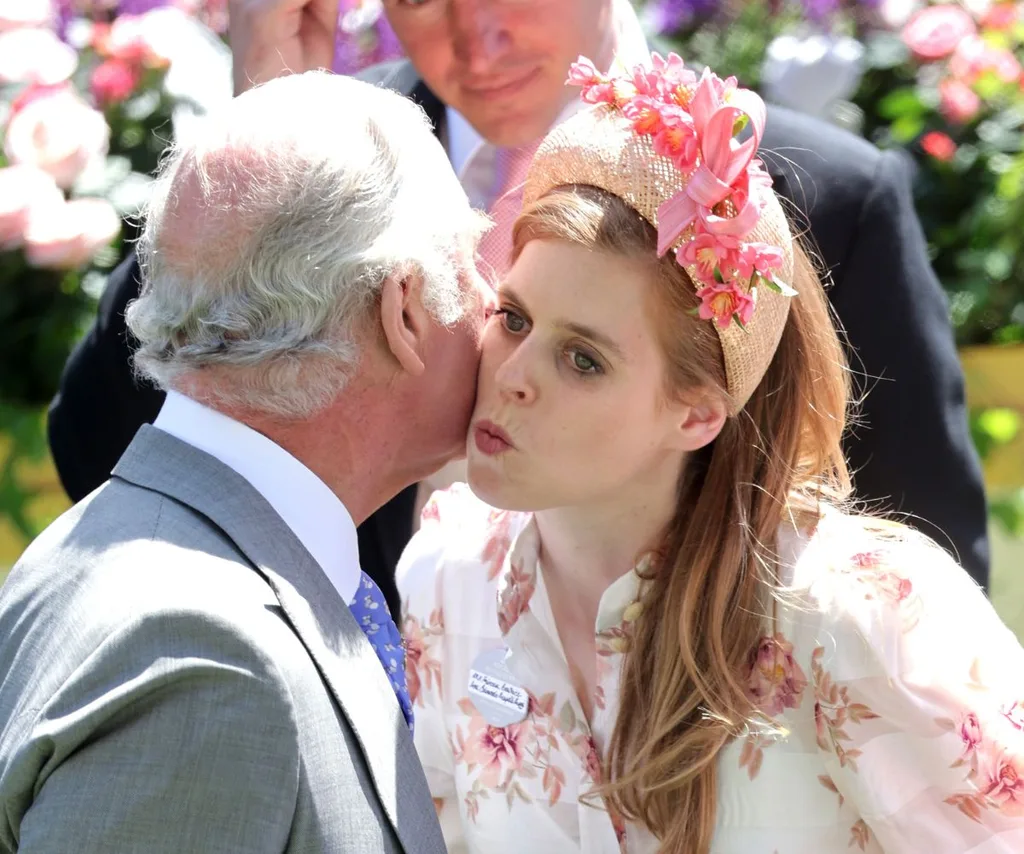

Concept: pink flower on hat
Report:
left=632, top=66, right=665, bottom=98
left=689, top=68, right=739, bottom=134
left=567, top=56, right=616, bottom=104
left=696, top=280, right=756, bottom=329
left=656, top=78, right=768, bottom=249
left=677, top=230, right=745, bottom=285
left=566, top=51, right=794, bottom=332
left=636, top=52, right=697, bottom=102
left=738, top=242, right=785, bottom=281
left=567, top=56, right=602, bottom=86
left=677, top=232, right=724, bottom=283
left=652, top=106, right=699, bottom=172
left=622, top=95, right=667, bottom=136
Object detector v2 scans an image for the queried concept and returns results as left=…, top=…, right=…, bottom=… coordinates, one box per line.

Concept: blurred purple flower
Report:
left=117, top=0, right=166, bottom=13
left=800, top=0, right=840, bottom=22
left=645, top=0, right=722, bottom=34
left=332, top=0, right=403, bottom=75
left=799, top=0, right=880, bottom=24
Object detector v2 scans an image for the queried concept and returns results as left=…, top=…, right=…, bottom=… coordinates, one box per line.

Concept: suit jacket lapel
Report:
left=112, top=426, right=444, bottom=854
left=357, top=59, right=447, bottom=140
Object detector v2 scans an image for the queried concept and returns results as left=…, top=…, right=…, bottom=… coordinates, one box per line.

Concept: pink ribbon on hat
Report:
left=655, top=74, right=768, bottom=257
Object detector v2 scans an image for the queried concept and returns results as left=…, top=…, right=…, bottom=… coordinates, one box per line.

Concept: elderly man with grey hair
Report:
left=0, top=70, right=488, bottom=854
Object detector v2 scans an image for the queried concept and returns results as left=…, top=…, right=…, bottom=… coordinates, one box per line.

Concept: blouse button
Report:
left=622, top=601, right=643, bottom=623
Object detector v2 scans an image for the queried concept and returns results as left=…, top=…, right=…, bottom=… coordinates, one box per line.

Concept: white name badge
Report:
left=467, top=647, right=529, bottom=726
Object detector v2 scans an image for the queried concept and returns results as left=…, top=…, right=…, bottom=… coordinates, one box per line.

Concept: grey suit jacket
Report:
left=0, top=426, right=446, bottom=854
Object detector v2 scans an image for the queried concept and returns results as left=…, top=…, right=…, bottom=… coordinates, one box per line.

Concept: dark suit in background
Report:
left=47, top=61, right=990, bottom=613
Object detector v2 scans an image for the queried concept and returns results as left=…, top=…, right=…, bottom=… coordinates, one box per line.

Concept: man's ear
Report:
left=379, top=272, right=428, bottom=377
left=670, top=391, right=728, bottom=452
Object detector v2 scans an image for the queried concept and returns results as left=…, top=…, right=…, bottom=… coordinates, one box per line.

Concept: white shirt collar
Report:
left=153, top=390, right=361, bottom=605
left=446, top=106, right=483, bottom=181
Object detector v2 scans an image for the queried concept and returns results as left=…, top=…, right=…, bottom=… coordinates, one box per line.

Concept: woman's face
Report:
left=467, top=238, right=694, bottom=512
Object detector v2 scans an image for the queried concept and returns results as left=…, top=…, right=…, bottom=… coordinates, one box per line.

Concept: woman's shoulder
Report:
left=396, top=483, right=531, bottom=613
left=781, top=510, right=996, bottom=656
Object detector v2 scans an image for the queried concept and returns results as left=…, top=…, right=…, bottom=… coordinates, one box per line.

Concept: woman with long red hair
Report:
left=399, top=53, right=1024, bottom=853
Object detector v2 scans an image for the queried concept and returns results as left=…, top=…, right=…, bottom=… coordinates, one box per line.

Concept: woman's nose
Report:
left=493, top=344, right=537, bottom=405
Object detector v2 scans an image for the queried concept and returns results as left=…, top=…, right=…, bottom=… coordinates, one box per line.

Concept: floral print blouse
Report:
left=397, top=485, right=1024, bottom=853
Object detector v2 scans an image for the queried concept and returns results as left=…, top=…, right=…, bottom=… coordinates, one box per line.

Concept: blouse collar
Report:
left=496, top=515, right=646, bottom=643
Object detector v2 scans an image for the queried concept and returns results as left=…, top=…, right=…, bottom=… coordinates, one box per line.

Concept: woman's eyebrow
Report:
left=498, top=284, right=626, bottom=361
left=557, top=321, right=626, bottom=361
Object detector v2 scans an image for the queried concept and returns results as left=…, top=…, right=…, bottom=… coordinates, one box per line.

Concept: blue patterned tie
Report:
left=348, top=571, right=414, bottom=732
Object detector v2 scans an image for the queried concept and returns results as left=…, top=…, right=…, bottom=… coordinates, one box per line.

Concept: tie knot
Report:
left=474, top=139, right=543, bottom=280
left=490, top=142, right=540, bottom=209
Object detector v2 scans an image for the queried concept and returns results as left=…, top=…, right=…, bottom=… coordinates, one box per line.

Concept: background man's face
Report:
left=384, top=0, right=615, bottom=147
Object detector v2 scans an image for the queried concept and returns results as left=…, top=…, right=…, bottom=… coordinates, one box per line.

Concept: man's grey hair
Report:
left=126, top=71, right=490, bottom=419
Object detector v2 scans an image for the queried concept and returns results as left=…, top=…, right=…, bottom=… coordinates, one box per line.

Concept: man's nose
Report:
left=450, top=0, right=513, bottom=75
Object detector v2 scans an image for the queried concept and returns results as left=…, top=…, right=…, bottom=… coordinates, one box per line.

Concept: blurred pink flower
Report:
left=98, top=11, right=173, bottom=68
left=23, top=198, right=121, bottom=270
left=4, top=87, right=110, bottom=188
left=951, top=34, right=1023, bottom=83
left=921, top=130, right=958, bottom=161
left=0, top=0, right=53, bottom=31
left=939, top=78, right=982, bottom=124
left=0, top=27, right=77, bottom=85
left=91, top=57, right=140, bottom=105
left=981, top=2, right=1019, bottom=31
left=879, top=0, right=921, bottom=28
left=992, top=49, right=1023, bottom=82
left=902, top=5, right=976, bottom=61
left=0, top=165, right=64, bottom=250
left=173, top=0, right=228, bottom=32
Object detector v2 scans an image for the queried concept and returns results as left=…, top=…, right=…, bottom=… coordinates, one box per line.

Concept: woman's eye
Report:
left=494, top=308, right=528, bottom=334
left=569, top=349, right=601, bottom=374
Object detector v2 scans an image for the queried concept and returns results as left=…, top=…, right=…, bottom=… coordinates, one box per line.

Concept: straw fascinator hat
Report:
left=523, top=53, right=798, bottom=413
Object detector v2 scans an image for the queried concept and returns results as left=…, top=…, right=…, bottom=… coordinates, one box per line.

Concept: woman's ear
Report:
left=671, top=391, right=728, bottom=452
left=379, top=272, right=429, bottom=377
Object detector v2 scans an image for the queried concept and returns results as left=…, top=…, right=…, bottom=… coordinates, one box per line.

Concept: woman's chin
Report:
left=467, top=455, right=532, bottom=512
